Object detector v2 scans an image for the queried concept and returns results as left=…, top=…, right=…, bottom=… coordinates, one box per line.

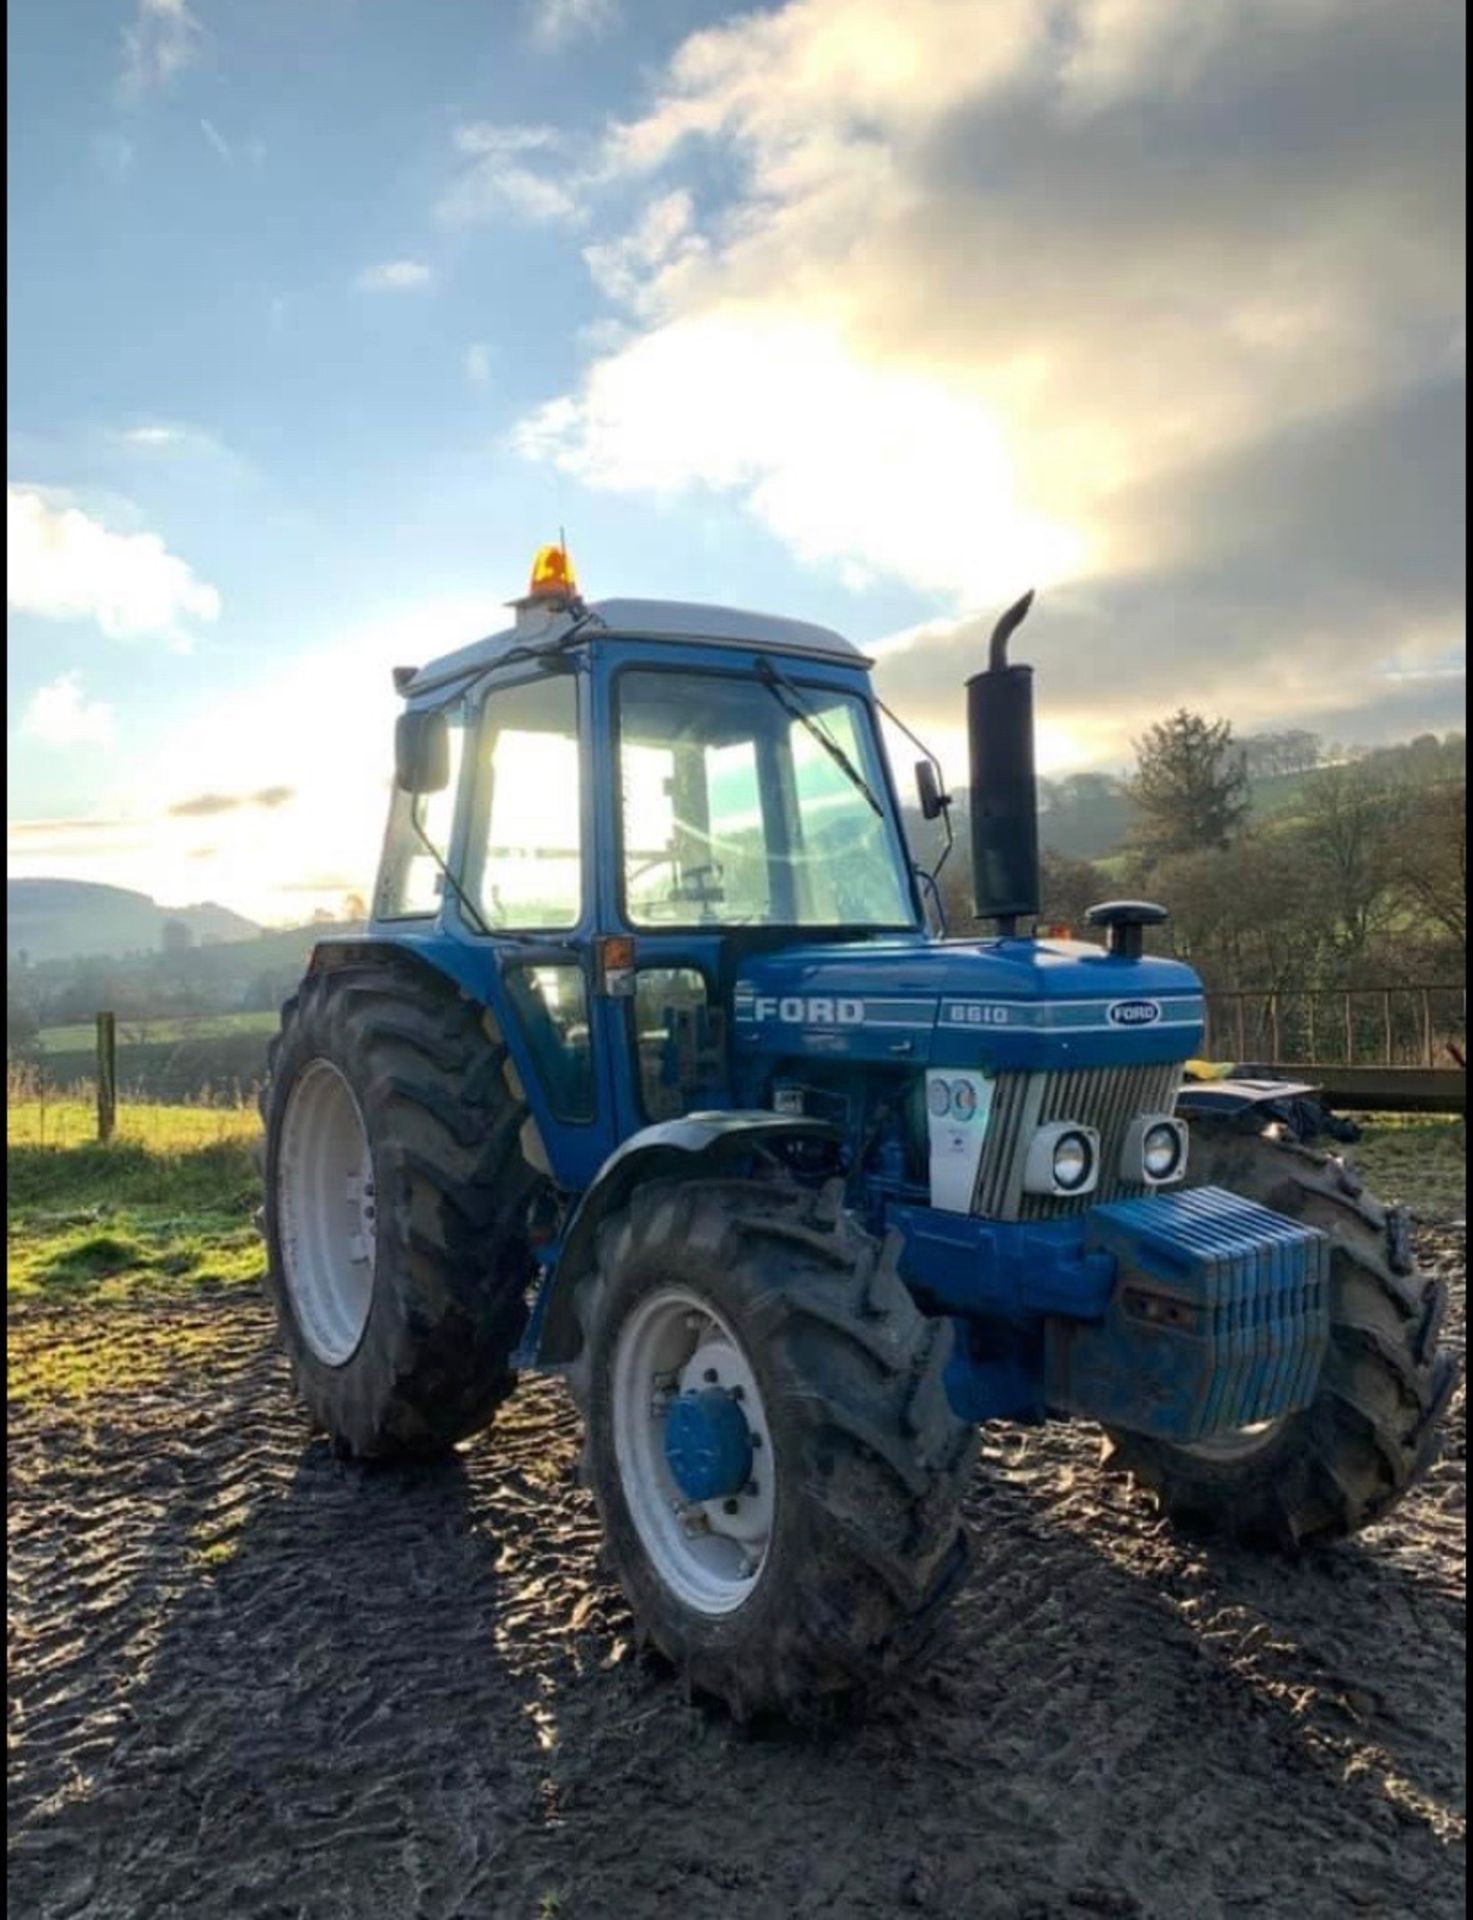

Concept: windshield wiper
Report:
left=755, top=659, right=884, bottom=818
left=407, top=803, right=570, bottom=949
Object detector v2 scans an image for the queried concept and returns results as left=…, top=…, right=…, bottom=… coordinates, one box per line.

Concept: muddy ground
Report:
left=8, top=1218, right=1466, bottom=1919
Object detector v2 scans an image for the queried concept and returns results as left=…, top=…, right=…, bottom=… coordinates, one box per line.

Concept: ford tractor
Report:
left=259, top=548, right=1459, bottom=1718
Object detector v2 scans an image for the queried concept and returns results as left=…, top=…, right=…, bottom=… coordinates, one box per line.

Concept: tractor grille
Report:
left=973, top=1061, right=1185, bottom=1221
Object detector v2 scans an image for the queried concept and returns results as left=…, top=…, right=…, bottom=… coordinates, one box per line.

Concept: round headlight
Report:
left=1143, top=1121, right=1184, bottom=1181
left=1053, top=1130, right=1095, bottom=1192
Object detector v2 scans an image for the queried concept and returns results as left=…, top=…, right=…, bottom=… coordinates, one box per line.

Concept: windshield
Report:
left=617, top=667, right=916, bottom=928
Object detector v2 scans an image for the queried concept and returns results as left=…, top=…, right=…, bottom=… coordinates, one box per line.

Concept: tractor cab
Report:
left=368, top=547, right=927, bottom=1187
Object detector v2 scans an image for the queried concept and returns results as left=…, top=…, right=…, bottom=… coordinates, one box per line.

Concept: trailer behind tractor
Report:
left=258, top=548, right=1460, bottom=1717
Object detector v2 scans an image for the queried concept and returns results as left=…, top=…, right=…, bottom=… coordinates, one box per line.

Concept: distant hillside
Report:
left=8, top=879, right=260, bottom=963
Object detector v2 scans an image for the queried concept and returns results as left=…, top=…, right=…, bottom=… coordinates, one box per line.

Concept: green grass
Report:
left=7, top=1097, right=263, bottom=1306
left=1346, top=1117, right=1466, bottom=1216
left=36, top=1009, right=279, bottom=1052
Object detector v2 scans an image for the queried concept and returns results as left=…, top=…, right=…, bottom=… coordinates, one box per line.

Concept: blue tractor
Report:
left=260, top=549, right=1458, bottom=1717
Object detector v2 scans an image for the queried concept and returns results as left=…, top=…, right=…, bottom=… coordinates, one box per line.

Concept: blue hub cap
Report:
left=663, top=1387, right=754, bottom=1503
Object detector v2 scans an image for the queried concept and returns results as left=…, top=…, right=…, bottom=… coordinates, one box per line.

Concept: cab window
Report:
left=374, top=710, right=466, bottom=920
left=465, top=674, right=582, bottom=930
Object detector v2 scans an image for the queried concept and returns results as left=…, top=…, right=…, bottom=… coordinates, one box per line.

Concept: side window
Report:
left=632, top=968, right=726, bottom=1120
left=503, top=963, right=596, bottom=1123
left=467, top=674, right=581, bottom=930
left=374, top=712, right=466, bottom=920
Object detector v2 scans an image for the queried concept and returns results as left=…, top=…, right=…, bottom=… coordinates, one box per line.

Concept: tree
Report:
left=1129, top=710, right=1250, bottom=857
left=1388, top=780, right=1466, bottom=950
left=7, top=988, right=39, bottom=1051
left=1294, top=763, right=1403, bottom=964
left=1038, top=851, right=1108, bottom=931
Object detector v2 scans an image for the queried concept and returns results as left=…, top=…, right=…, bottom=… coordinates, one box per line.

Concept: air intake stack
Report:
left=967, top=590, right=1041, bottom=935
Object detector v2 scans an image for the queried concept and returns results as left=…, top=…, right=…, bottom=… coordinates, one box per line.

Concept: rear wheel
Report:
left=568, top=1177, right=978, bottom=1718
left=1101, top=1122, right=1460, bottom=1546
left=260, top=959, right=542, bottom=1458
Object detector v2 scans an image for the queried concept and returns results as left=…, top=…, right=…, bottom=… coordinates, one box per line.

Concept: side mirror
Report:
left=915, top=760, right=950, bottom=822
left=395, top=709, right=450, bottom=794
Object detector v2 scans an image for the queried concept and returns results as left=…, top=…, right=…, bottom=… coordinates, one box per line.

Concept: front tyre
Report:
left=1102, top=1124, right=1461, bottom=1547
left=568, top=1178, right=978, bottom=1719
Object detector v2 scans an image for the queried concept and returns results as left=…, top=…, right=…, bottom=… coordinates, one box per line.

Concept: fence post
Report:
left=96, top=1012, right=117, bottom=1143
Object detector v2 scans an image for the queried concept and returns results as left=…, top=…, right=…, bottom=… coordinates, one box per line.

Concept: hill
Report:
left=8, top=880, right=260, bottom=964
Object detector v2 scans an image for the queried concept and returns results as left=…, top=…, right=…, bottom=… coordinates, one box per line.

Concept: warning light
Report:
left=528, top=543, right=578, bottom=600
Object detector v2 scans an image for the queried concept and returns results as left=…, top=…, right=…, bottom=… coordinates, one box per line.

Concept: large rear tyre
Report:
left=1101, top=1122, right=1460, bottom=1547
left=260, top=959, right=541, bottom=1458
left=567, top=1177, right=978, bottom=1719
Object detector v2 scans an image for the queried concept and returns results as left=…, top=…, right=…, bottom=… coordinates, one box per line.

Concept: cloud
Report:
left=465, top=342, right=493, bottom=389
left=355, top=259, right=433, bottom=293
left=582, top=190, right=704, bottom=310
left=120, top=0, right=204, bottom=101
left=199, top=117, right=232, bottom=164
left=6, top=485, right=221, bottom=642
left=531, top=0, right=618, bottom=46
left=21, top=674, right=116, bottom=750
left=516, top=0, right=1464, bottom=760
left=166, top=786, right=296, bottom=818
left=435, top=124, right=581, bottom=226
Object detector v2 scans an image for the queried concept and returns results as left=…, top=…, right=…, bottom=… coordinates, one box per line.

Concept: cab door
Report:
left=445, top=662, right=620, bottom=1190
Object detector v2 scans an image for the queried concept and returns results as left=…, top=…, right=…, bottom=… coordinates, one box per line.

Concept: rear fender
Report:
left=528, top=1112, right=841, bottom=1367
left=1176, top=1076, right=1322, bottom=1124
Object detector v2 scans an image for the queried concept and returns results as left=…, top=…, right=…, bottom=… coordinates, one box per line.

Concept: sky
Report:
left=7, top=0, right=1466, bottom=926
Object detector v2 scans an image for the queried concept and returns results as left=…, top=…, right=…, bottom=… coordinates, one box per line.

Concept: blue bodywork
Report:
left=315, top=615, right=1329, bottom=1444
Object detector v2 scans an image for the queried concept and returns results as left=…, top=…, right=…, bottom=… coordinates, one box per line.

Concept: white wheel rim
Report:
left=1184, top=1418, right=1286, bottom=1462
left=611, top=1285, right=776, bottom=1618
left=276, top=1058, right=378, bottom=1366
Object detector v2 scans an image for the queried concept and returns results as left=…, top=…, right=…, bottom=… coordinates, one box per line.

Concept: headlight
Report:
left=1054, top=1132, right=1094, bottom=1191
left=1023, top=1121, right=1101, bottom=1197
left=1122, top=1114, right=1189, bottom=1186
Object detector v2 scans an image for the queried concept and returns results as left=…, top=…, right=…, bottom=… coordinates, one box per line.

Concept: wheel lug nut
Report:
left=750, top=1434, right=763, bottom=1449
left=722, top=1498, right=740, bottom=1515
left=703, top=1368, right=718, bottom=1384
left=731, top=1385, right=745, bottom=1402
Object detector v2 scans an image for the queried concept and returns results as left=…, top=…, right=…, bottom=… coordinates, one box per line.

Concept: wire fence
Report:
left=1203, top=984, right=1467, bottom=1069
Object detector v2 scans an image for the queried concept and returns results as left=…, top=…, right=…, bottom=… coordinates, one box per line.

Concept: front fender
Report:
left=526, top=1111, right=841, bottom=1368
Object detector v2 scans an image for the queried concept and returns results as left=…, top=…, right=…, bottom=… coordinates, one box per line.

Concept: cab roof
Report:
left=404, top=596, right=866, bottom=697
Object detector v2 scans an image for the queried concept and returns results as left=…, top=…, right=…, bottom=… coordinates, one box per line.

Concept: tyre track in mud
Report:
left=7, top=1223, right=1466, bottom=1920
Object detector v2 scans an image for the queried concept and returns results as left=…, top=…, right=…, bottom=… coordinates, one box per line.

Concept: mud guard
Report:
left=528, top=1112, right=841, bottom=1368
left=1176, top=1076, right=1322, bottom=1121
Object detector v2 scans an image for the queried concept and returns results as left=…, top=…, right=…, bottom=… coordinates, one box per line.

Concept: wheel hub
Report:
left=610, top=1289, right=777, bottom=1616
left=664, top=1386, right=754, bottom=1503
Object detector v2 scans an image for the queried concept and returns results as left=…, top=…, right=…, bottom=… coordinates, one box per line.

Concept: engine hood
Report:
left=732, top=936, right=1205, bottom=1072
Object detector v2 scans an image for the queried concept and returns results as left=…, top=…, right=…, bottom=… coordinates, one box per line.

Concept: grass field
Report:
left=7, top=1097, right=263, bottom=1356
left=36, top=1009, right=279, bottom=1053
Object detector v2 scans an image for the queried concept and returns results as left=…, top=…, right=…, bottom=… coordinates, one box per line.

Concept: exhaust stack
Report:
left=966, top=590, right=1041, bottom=935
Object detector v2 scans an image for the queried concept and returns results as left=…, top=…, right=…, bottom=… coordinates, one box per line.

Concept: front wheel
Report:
left=1101, top=1123, right=1460, bottom=1547
left=567, top=1178, right=978, bottom=1718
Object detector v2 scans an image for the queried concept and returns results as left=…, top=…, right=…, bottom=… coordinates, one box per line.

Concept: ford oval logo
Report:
left=1109, top=998, right=1163, bottom=1028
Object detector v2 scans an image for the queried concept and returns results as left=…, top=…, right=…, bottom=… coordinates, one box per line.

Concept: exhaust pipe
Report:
left=967, top=590, right=1041, bottom=935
